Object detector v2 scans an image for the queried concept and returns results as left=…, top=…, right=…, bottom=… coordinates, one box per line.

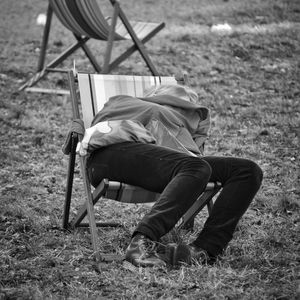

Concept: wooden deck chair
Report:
left=63, top=70, right=222, bottom=262
left=19, top=0, right=165, bottom=94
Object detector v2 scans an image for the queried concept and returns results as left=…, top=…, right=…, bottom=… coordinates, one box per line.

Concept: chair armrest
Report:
left=62, top=119, right=85, bottom=155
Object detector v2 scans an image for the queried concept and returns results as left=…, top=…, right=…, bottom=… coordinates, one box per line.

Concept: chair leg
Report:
left=37, top=3, right=53, bottom=72
left=19, top=37, right=90, bottom=91
left=74, top=35, right=102, bottom=73
left=102, top=3, right=119, bottom=73
left=110, top=1, right=161, bottom=76
left=62, top=134, right=78, bottom=229
left=69, top=180, right=107, bottom=228
left=79, top=157, right=102, bottom=262
left=181, top=199, right=214, bottom=231
left=207, top=199, right=214, bottom=215
left=107, top=22, right=164, bottom=74
left=70, top=179, right=122, bottom=228
left=177, top=186, right=221, bottom=230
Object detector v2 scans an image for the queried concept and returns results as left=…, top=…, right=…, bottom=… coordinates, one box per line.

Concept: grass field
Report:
left=0, top=0, right=299, bottom=299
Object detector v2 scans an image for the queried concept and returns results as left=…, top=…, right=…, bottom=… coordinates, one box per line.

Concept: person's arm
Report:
left=192, top=109, right=210, bottom=154
left=91, top=95, right=151, bottom=126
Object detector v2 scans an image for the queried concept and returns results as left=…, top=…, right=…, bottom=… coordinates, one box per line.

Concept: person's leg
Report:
left=191, top=156, right=263, bottom=259
left=87, top=142, right=212, bottom=267
left=87, top=142, right=212, bottom=241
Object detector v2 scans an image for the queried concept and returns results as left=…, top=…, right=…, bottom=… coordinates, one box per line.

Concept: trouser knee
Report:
left=177, top=157, right=212, bottom=181
left=246, top=160, right=263, bottom=189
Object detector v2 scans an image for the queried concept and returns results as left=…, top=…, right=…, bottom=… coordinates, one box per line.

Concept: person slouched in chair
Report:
left=84, top=84, right=263, bottom=268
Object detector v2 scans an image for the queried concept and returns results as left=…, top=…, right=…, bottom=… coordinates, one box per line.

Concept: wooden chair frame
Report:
left=19, top=0, right=164, bottom=94
left=63, top=70, right=222, bottom=262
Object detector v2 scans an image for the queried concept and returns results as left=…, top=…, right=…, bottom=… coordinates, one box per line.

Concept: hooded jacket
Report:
left=88, top=93, right=210, bottom=156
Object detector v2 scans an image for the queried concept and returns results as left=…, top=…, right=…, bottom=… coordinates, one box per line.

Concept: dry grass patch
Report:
left=0, top=0, right=299, bottom=299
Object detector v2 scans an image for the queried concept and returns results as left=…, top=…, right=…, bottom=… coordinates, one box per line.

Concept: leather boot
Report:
left=125, top=234, right=166, bottom=268
left=161, top=243, right=191, bottom=267
left=164, top=243, right=215, bottom=267
left=188, top=244, right=216, bottom=265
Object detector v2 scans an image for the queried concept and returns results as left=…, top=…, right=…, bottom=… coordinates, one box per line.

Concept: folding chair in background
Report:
left=63, top=70, right=222, bottom=263
left=19, top=0, right=165, bottom=94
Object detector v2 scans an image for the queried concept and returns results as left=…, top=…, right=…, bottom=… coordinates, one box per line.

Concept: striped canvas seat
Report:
left=50, top=0, right=161, bottom=41
left=63, top=71, right=222, bottom=262
left=78, top=74, right=177, bottom=127
left=19, top=0, right=165, bottom=94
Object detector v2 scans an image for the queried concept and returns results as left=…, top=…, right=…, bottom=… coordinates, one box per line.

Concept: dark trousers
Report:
left=87, top=142, right=263, bottom=257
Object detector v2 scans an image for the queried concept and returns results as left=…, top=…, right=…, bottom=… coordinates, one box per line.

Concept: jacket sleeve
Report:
left=192, top=108, right=210, bottom=154
left=62, top=119, right=85, bottom=155
left=91, top=95, right=153, bottom=126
